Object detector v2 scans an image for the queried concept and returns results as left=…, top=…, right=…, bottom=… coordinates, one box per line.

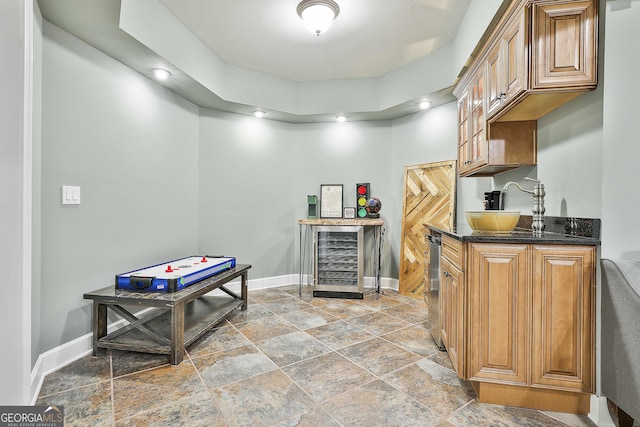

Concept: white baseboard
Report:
left=30, top=274, right=397, bottom=404
left=589, top=395, right=616, bottom=427
left=379, top=276, right=399, bottom=291
left=31, top=333, right=93, bottom=404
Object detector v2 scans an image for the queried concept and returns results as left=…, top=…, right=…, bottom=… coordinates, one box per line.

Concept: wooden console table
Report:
left=84, top=264, right=250, bottom=365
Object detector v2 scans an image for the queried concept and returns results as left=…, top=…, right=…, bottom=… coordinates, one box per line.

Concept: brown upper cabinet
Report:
left=486, top=6, right=527, bottom=119
left=532, top=1, right=598, bottom=91
left=454, top=0, right=598, bottom=177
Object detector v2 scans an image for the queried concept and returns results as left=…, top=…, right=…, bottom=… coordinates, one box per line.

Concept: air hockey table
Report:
left=116, top=256, right=237, bottom=293
left=84, top=259, right=251, bottom=365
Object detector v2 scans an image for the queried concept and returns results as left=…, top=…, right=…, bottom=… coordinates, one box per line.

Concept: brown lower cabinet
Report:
left=440, top=256, right=465, bottom=377
left=441, top=240, right=596, bottom=414
left=467, top=243, right=529, bottom=386
left=531, top=245, right=595, bottom=394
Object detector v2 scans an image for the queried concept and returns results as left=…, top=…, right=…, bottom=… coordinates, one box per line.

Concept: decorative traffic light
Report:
left=356, top=183, right=369, bottom=218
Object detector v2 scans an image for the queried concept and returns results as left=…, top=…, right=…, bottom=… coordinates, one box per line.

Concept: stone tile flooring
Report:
left=37, top=285, right=596, bottom=426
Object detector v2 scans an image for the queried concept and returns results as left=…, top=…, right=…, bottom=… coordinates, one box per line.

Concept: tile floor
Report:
left=37, top=285, right=597, bottom=427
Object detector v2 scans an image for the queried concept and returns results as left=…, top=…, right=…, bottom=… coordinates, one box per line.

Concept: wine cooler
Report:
left=312, top=225, right=364, bottom=299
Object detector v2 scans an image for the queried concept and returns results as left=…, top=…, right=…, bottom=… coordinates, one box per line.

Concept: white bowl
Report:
left=465, top=210, right=521, bottom=232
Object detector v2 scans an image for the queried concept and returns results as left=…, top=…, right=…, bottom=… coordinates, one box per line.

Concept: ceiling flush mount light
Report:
left=419, top=101, right=432, bottom=110
left=253, top=110, right=266, bottom=118
left=153, top=68, right=171, bottom=80
left=336, top=114, right=346, bottom=122
left=297, top=0, right=340, bottom=36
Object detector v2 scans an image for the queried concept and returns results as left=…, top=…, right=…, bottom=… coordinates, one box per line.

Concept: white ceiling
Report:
left=38, top=0, right=474, bottom=122
left=157, top=0, right=471, bottom=82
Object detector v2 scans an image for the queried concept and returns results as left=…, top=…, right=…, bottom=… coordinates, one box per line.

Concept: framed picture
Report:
left=343, top=207, right=356, bottom=219
left=320, top=184, right=343, bottom=218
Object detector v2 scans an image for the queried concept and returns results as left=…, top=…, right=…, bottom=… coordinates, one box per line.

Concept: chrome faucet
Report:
left=502, top=177, right=545, bottom=236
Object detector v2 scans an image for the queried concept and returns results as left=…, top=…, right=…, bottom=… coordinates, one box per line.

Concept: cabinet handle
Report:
left=443, top=270, right=450, bottom=278
left=492, top=93, right=507, bottom=103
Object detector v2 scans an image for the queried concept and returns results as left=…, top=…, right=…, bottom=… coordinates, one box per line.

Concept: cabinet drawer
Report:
left=442, top=235, right=464, bottom=269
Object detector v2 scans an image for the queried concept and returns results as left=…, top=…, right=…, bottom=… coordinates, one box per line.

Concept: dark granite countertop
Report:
left=426, top=215, right=601, bottom=245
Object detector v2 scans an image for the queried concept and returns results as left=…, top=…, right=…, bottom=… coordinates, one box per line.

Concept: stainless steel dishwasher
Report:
left=425, top=230, right=445, bottom=350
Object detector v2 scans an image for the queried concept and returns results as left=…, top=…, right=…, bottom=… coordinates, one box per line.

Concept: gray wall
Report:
left=39, top=22, right=200, bottom=354
left=601, top=0, right=640, bottom=261
left=198, top=109, right=392, bottom=279
left=492, top=86, right=604, bottom=218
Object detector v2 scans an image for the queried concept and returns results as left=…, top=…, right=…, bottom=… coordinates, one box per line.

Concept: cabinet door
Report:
left=467, top=243, right=529, bottom=385
left=457, top=92, right=471, bottom=172
left=531, top=245, right=595, bottom=393
left=486, top=42, right=503, bottom=117
left=458, top=68, right=486, bottom=176
left=467, top=68, right=488, bottom=172
left=502, top=8, right=527, bottom=101
left=532, top=0, right=597, bottom=89
left=441, top=257, right=465, bottom=378
left=487, top=8, right=527, bottom=119
left=440, top=257, right=450, bottom=348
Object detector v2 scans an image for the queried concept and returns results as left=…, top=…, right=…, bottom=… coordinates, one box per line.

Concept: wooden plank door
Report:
left=399, top=160, right=456, bottom=299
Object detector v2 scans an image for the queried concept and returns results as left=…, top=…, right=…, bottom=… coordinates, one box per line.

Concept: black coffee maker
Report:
left=484, top=191, right=503, bottom=210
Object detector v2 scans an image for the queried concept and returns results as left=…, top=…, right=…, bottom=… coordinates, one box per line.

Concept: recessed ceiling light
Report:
left=419, top=101, right=431, bottom=110
left=336, top=115, right=346, bottom=122
left=153, top=68, right=171, bottom=80
left=253, top=110, right=266, bottom=118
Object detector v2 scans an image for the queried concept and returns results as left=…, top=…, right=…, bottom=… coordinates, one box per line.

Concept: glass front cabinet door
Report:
left=312, top=225, right=364, bottom=298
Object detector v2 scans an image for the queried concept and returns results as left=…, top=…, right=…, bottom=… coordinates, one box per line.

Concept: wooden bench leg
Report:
left=92, top=302, right=107, bottom=356
left=241, top=272, right=248, bottom=311
left=169, top=303, right=185, bottom=365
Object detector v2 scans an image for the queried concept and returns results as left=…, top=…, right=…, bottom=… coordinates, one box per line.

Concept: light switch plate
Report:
left=61, top=185, right=81, bottom=205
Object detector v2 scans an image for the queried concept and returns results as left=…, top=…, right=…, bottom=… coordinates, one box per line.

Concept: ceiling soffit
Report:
left=38, top=0, right=472, bottom=122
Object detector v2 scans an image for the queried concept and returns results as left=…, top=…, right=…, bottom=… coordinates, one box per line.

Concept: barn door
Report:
left=399, top=161, right=456, bottom=299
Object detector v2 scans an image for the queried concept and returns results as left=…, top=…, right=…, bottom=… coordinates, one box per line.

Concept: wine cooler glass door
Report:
left=313, top=225, right=364, bottom=296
